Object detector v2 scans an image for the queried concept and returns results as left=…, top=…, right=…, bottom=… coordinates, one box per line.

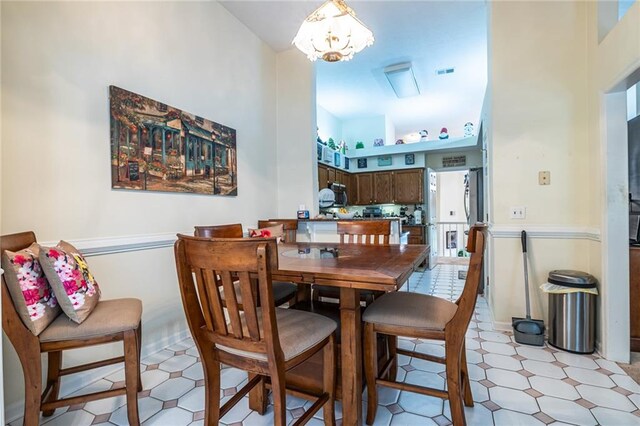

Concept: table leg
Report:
left=340, top=287, right=362, bottom=426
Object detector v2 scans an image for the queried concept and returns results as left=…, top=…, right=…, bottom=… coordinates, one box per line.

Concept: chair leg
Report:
left=200, top=346, right=221, bottom=426
left=136, top=323, right=143, bottom=392
left=22, top=346, right=43, bottom=426
left=270, top=366, right=287, bottom=426
left=445, top=341, right=466, bottom=426
left=387, top=335, right=398, bottom=381
left=248, top=373, right=268, bottom=415
left=460, top=343, right=473, bottom=407
left=123, top=330, right=140, bottom=426
left=322, top=334, right=336, bottom=426
left=42, top=351, right=62, bottom=416
left=364, top=322, right=378, bottom=425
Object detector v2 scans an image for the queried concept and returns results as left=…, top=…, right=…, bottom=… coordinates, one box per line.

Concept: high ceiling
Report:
left=221, top=1, right=487, bottom=140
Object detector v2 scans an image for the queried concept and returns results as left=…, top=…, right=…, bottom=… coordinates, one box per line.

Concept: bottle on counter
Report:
left=297, top=204, right=310, bottom=219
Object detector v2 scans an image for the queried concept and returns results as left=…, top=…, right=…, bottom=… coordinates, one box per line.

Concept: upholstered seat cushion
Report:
left=221, top=281, right=297, bottom=306
left=39, top=298, right=142, bottom=342
left=363, top=292, right=457, bottom=331
left=218, top=307, right=336, bottom=362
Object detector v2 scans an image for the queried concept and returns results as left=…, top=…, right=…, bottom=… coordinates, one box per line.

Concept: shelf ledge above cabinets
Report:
left=346, top=135, right=478, bottom=159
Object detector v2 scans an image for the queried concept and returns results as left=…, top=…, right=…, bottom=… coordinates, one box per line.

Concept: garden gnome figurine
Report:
left=419, top=130, right=429, bottom=142
left=439, top=127, right=449, bottom=140
left=463, top=122, right=475, bottom=137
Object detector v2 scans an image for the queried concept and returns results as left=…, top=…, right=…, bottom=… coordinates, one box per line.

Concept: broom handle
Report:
left=522, top=230, right=531, bottom=319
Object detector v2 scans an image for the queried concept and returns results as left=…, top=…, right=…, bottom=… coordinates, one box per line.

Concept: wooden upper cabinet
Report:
left=335, top=170, right=345, bottom=185
left=327, top=167, right=336, bottom=185
left=373, top=172, right=394, bottom=204
left=318, top=164, right=329, bottom=190
left=393, top=169, right=424, bottom=204
left=356, top=173, right=374, bottom=205
left=346, top=174, right=357, bottom=206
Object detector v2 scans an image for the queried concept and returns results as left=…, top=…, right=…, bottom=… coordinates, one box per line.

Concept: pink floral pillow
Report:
left=2, top=243, right=61, bottom=335
left=39, top=241, right=101, bottom=324
left=248, top=224, right=284, bottom=242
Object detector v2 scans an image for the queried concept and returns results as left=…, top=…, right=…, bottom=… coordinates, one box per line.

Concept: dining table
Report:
left=250, top=242, right=429, bottom=426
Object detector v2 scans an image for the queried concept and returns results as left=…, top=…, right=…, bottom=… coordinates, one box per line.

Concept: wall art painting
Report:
left=405, top=153, right=415, bottom=165
left=110, top=86, right=237, bottom=196
left=357, top=158, right=368, bottom=169
left=377, top=155, right=392, bottom=167
left=334, top=152, right=341, bottom=167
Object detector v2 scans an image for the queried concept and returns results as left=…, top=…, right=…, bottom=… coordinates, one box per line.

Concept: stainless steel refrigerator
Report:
left=464, top=168, right=484, bottom=225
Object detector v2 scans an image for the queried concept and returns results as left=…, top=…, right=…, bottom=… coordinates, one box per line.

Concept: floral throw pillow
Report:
left=248, top=224, right=284, bottom=242
left=39, top=241, right=101, bottom=324
left=2, top=243, right=61, bottom=335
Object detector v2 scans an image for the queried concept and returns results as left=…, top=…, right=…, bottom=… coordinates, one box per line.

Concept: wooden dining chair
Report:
left=362, top=224, right=487, bottom=426
left=194, top=224, right=297, bottom=307
left=174, top=235, right=337, bottom=426
left=1, top=231, right=142, bottom=426
left=258, top=219, right=298, bottom=243
left=313, top=220, right=391, bottom=305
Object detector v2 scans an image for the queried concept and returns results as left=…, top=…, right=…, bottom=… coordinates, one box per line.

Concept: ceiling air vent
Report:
left=436, top=67, right=455, bottom=76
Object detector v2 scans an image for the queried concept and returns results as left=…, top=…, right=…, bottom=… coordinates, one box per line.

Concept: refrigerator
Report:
left=465, top=168, right=484, bottom=225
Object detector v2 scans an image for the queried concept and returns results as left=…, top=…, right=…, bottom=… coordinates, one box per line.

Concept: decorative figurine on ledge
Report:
left=463, top=122, right=475, bottom=137
left=338, top=140, right=347, bottom=154
left=395, top=139, right=405, bottom=145
left=419, top=130, right=429, bottom=142
left=327, top=138, right=336, bottom=150
left=373, top=138, right=384, bottom=147
left=355, top=141, right=365, bottom=149
left=439, top=127, right=449, bottom=140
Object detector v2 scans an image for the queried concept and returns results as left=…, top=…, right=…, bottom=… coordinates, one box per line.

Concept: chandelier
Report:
left=292, top=0, right=374, bottom=62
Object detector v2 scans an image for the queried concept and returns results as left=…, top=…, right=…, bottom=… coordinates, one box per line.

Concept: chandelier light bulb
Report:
left=292, top=0, right=374, bottom=62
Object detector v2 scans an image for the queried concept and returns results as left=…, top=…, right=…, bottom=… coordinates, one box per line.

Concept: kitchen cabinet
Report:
left=404, top=225, right=425, bottom=244
left=356, top=173, right=374, bottom=205
left=318, top=164, right=329, bottom=189
left=346, top=174, right=357, bottom=206
left=336, top=170, right=346, bottom=185
left=327, top=167, right=336, bottom=185
left=393, top=169, right=424, bottom=204
left=374, top=172, right=394, bottom=204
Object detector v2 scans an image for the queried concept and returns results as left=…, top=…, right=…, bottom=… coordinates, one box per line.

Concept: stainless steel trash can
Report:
left=547, top=270, right=598, bottom=354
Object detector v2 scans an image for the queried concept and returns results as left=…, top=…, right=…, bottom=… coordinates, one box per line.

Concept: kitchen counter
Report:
left=299, top=218, right=403, bottom=222
left=297, top=218, right=406, bottom=244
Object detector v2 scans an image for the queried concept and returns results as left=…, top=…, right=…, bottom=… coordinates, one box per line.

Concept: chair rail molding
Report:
left=489, top=225, right=601, bottom=242
left=39, top=232, right=183, bottom=257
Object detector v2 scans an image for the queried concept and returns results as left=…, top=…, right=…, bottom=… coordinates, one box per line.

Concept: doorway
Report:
left=433, top=170, right=471, bottom=265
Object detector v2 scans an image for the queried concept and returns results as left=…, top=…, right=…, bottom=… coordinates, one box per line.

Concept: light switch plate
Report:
left=539, top=171, right=550, bottom=185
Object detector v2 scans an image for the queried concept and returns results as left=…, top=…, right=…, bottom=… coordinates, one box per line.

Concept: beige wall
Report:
left=0, top=1, right=283, bottom=416
left=275, top=49, right=317, bottom=217
left=488, top=0, right=640, bottom=362
left=487, top=1, right=591, bottom=327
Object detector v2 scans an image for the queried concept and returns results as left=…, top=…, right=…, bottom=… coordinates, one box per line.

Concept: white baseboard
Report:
left=4, top=327, right=190, bottom=423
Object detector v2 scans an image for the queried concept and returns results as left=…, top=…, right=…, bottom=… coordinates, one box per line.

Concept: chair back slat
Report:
left=238, top=272, right=261, bottom=341
left=194, top=224, right=243, bottom=238
left=337, top=221, right=391, bottom=246
left=447, top=224, right=487, bottom=341
left=220, top=270, right=244, bottom=338
left=193, top=269, right=216, bottom=333
left=202, top=269, right=228, bottom=335
left=259, top=219, right=298, bottom=243
left=174, top=235, right=280, bottom=361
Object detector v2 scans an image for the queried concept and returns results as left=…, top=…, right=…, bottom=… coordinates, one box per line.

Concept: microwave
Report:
left=331, top=183, right=347, bottom=206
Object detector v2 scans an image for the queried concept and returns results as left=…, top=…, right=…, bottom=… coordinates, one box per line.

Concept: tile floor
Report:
left=10, top=264, right=640, bottom=425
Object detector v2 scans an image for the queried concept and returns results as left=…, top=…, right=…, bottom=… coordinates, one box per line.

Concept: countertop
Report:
left=299, top=217, right=403, bottom=222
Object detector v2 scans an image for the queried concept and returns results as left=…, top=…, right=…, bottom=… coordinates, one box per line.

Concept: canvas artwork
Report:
left=405, top=154, right=415, bottom=165
left=334, top=152, right=341, bottom=167
left=110, top=86, right=237, bottom=196
left=378, top=155, right=392, bottom=167
left=357, top=158, right=368, bottom=169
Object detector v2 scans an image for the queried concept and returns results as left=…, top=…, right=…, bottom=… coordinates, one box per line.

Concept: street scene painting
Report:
left=110, top=86, right=238, bottom=196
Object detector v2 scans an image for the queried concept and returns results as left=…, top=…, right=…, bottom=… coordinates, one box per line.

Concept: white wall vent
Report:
left=436, top=67, right=455, bottom=76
